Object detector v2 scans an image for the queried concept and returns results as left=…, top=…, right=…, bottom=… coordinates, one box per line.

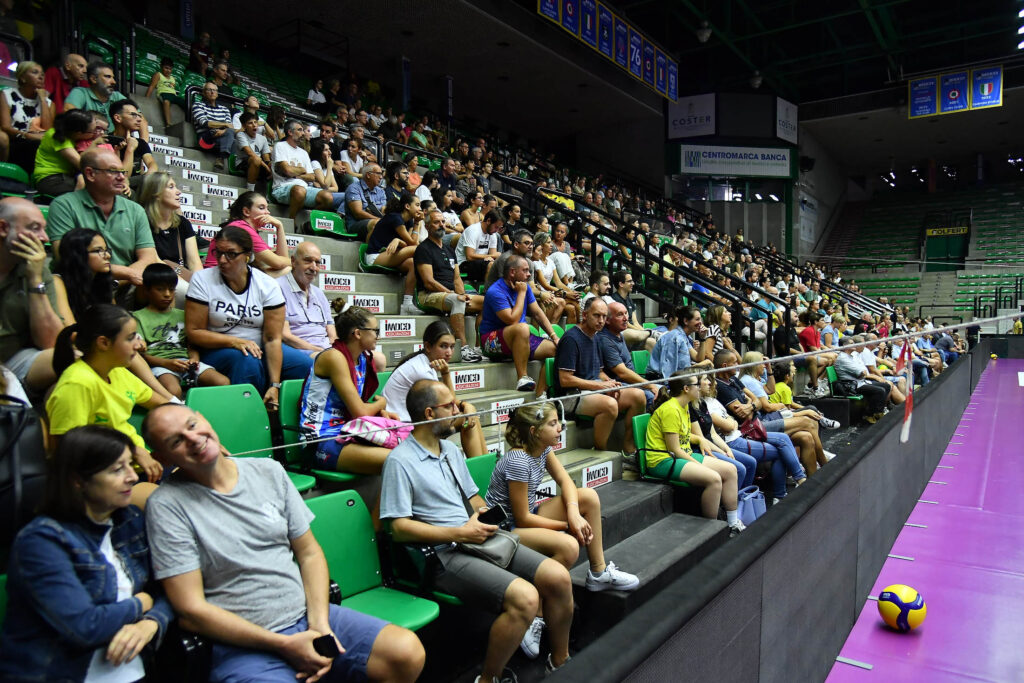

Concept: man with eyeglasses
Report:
left=110, top=99, right=158, bottom=195
left=341, top=162, right=386, bottom=240
left=46, top=148, right=158, bottom=287
left=0, top=197, right=66, bottom=394
left=277, top=241, right=336, bottom=355
left=381, top=379, right=574, bottom=680
left=191, top=82, right=234, bottom=171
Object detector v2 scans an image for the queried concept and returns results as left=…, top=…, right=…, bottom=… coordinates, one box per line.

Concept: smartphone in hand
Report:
left=313, top=634, right=340, bottom=658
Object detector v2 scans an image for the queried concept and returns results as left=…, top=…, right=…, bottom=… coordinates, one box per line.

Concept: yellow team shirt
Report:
left=645, top=399, right=691, bottom=469
left=769, top=382, right=793, bottom=406
left=46, top=360, right=152, bottom=448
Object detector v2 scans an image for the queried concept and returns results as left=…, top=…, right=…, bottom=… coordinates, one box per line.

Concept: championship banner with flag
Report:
left=894, top=343, right=914, bottom=443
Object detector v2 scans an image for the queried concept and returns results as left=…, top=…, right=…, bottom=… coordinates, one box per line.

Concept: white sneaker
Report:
left=516, top=375, right=536, bottom=392
left=399, top=301, right=420, bottom=316
left=585, top=561, right=640, bottom=592
left=520, top=616, right=544, bottom=659
left=818, top=416, right=841, bottom=430
left=729, top=520, right=746, bottom=536
left=460, top=344, right=483, bottom=363
left=823, top=450, right=837, bottom=462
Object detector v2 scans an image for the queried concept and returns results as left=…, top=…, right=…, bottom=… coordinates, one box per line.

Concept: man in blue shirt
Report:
left=479, top=254, right=558, bottom=392
left=554, top=298, right=646, bottom=454
left=343, top=163, right=387, bottom=240
left=598, top=301, right=656, bottom=411
left=382, top=379, right=574, bottom=678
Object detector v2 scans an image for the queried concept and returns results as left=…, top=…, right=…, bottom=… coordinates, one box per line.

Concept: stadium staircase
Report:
left=131, top=92, right=733, bottom=681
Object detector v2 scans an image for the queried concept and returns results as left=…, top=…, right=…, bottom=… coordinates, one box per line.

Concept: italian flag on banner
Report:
left=894, top=343, right=914, bottom=443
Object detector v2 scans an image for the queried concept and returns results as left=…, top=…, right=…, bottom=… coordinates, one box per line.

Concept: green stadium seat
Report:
left=825, top=366, right=863, bottom=401
left=631, top=350, right=649, bottom=376
left=465, top=452, right=498, bottom=499
left=278, top=379, right=361, bottom=485
left=307, top=491, right=439, bottom=630
left=359, top=244, right=401, bottom=274
left=307, top=211, right=359, bottom=240
left=186, top=383, right=315, bottom=492
left=631, top=413, right=697, bottom=488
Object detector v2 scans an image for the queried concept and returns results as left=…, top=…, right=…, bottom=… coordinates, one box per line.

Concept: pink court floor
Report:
left=827, top=358, right=1024, bottom=682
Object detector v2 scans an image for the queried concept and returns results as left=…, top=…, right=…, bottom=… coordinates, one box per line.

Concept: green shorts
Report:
left=647, top=452, right=704, bottom=480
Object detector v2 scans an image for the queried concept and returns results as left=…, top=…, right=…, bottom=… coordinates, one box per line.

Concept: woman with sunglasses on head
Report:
left=186, top=226, right=313, bottom=408
left=382, top=320, right=486, bottom=458
left=203, top=191, right=290, bottom=279
left=0, top=425, right=174, bottom=682
left=645, top=370, right=744, bottom=533
left=299, top=306, right=397, bottom=473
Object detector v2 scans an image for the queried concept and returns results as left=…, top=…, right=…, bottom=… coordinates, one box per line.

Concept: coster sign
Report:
left=680, top=145, right=792, bottom=178
left=667, top=94, right=715, bottom=139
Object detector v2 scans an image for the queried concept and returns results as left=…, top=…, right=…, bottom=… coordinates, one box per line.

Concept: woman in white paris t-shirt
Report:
left=185, top=226, right=313, bottom=405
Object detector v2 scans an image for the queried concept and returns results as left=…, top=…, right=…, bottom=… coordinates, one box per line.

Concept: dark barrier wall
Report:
left=557, top=344, right=987, bottom=682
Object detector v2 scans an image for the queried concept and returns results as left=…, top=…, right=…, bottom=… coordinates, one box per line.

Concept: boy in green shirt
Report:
left=133, top=263, right=228, bottom=398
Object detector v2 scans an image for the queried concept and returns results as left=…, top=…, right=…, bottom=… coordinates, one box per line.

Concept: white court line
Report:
left=836, top=656, right=873, bottom=670
left=1018, top=371, right=1024, bottom=386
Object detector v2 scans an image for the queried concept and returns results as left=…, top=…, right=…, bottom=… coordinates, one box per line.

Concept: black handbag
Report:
left=0, top=396, right=47, bottom=548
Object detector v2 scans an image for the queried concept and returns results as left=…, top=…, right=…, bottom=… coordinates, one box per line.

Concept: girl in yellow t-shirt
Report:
left=46, top=304, right=169, bottom=489
left=645, top=371, right=741, bottom=527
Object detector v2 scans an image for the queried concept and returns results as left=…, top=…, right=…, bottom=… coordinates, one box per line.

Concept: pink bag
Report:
left=336, top=416, right=412, bottom=449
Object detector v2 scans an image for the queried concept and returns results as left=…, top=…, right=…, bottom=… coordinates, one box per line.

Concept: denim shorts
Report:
left=209, top=605, right=386, bottom=683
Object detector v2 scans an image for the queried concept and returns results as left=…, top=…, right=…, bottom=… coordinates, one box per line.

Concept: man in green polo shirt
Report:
left=0, top=198, right=66, bottom=394
left=64, top=60, right=148, bottom=135
left=46, top=148, right=159, bottom=286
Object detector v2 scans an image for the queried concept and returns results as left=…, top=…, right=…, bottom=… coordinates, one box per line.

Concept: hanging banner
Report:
left=597, top=3, right=613, bottom=59
left=776, top=97, right=798, bottom=145
left=667, top=61, right=678, bottom=101
left=613, top=16, right=628, bottom=69
left=655, top=49, right=667, bottom=94
left=908, top=77, right=938, bottom=119
left=939, top=71, right=969, bottom=114
left=580, top=0, right=597, bottom=47
left=538, top=0, right=559, bottom=23
left=628, top=28, right=643, bottom=78
left=970, top=66, right=1002, bottom=110
left=680, top=144, right=792, bottom=178
left=667, top=93, right=716, bottom=139
left=560, top=0, right=580, bottom=36
left=642, top=40, right=655, bottom=86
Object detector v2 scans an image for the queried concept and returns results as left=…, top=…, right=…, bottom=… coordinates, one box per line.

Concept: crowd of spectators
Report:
left=0, top=27, right=978, bottom=683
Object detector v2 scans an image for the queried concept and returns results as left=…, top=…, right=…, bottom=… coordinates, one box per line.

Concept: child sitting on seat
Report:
left=134, top=263, right=229, bottom=399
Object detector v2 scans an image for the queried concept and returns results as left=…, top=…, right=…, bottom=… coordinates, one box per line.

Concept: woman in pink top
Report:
left=203, top=191, right=291, bottom=278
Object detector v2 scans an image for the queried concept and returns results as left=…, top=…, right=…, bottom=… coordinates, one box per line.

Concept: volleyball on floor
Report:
left=991, top=353, right=998, bottom=359
left=877, top=584, right=927, bottom=632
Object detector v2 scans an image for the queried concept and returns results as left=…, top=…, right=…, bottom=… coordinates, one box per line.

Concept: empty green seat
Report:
left=466, top=453, right=498, bottom=498
left=631, top=350, right=650, bottom=376
left=307, top=491, right=439, bottom=630
left=186, top=383, right=315, bottom=492
left=306, top=210, right=358, bottom=239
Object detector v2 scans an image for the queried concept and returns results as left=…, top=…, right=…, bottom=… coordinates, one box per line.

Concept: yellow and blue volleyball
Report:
left=877, top=584, right=926, bottom=632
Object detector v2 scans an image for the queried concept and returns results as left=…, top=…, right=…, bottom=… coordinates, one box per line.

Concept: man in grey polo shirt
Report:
left=381, top=380, right=574, bottom=678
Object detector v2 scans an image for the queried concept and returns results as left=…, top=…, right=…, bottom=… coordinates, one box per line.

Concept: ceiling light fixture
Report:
left=750, top=70, right=763, bottom=89
left=696, top=21, right=712, bottom=43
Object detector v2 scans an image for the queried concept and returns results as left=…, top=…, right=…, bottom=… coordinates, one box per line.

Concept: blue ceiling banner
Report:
left=655, top=49, right=666, bottom=94
left=597, top=3, right=613, bottom=59
left=538, top=0, right=559, bottom=23
left=561, top=0, right=580, bottom=36
left=642, top=40, right=655, bottom=86
left=908, top=77, right=938, bottom=119
left=580, top=0, right=597, bottom=47
left=667, top=60, right=678, bottom=101
left=614, top=16, right=628, bottom=69
left=970, top=66, right=1002, bottom=110
left=939, top=71, right=969, bottom=114
left=629, top=28, right=643, bottom=78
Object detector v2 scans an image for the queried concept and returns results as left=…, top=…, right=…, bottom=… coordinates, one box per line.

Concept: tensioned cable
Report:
left=223, top=311, right=1020, bottom=457
left=800, top=254, right=1024, bottom=270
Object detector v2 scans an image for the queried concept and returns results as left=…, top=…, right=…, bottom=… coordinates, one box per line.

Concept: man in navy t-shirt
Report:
left=479, top=254, right=558, bottom=393
left=553, top=298, right=646, bottom=454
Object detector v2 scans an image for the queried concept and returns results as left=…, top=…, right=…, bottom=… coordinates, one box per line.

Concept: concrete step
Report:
left=574, top=480, right=674, bottom=561
left=569, top=513, right=729, bottom=640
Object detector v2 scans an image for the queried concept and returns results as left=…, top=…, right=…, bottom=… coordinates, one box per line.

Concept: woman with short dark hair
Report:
left=0, top=425, right=173, bottom=681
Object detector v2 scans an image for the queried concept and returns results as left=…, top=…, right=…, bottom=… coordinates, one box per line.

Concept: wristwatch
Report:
left=270, top=382, right=282, bottom=389
left=27, top=283, right=46, bottom=295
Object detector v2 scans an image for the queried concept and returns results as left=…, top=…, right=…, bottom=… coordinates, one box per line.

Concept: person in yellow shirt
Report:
left=46, top=303, right=168, bottom=493
left=1013, top=318, right=1023, bottom=335
left=645, top=371, right=741, bottom=529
